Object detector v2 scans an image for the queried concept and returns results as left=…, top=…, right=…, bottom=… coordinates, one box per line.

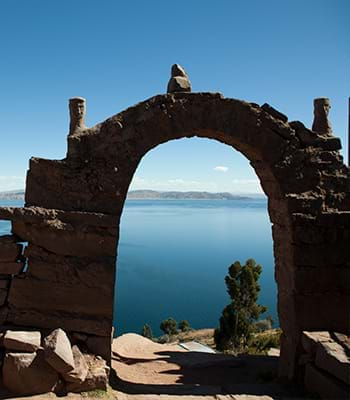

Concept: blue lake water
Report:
left=0, top=199, right=277, bottom=337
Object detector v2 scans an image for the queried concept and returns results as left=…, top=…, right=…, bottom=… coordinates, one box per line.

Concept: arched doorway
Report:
left=2, top=92, right=349, bottom=382
left=115, top=137, right=276, bottom=338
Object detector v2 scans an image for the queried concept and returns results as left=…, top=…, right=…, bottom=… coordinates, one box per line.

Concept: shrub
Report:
left=160, top=317, right=177, bottom=335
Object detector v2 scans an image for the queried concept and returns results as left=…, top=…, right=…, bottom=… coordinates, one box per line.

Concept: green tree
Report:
left=214, top=258, right=267, bottom=352
left=160, top=317, right=177, bottom=335
left=141, top=324, right=153, bottom=339
left=178, top=320, right=191, bottom=332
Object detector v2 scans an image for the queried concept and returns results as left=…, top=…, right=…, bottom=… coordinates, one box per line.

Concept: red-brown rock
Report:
left=44, top=328, right=75, bottom=374
left=3, top=350, right=59, bottom=395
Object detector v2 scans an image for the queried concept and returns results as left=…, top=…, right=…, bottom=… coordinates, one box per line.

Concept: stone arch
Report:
left=1, top=92, right=349, bottom=382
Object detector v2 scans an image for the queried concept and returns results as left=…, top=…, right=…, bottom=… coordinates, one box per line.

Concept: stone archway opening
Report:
left=114, top=136, right=277, bottom=341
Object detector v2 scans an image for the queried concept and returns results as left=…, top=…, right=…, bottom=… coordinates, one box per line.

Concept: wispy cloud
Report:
left=214, top=166, right=228, bottom=172
left=0, top=176, right=25, bottom=191
left=130, top=176, right=218, bottom=192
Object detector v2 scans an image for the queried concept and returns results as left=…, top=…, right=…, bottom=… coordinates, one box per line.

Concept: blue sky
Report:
left=0, top=0, right=349, bottom=193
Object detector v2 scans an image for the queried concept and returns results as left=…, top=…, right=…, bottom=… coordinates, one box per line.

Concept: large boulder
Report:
left=3, top=330, right=41, bottom=352
left=3, top=350, right=59, bottom=395
left=43, top=328, right=75, bottom=374
left=63, top=345, right=88, bottom=384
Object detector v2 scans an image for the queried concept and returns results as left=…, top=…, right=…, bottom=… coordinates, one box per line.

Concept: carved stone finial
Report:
left=312, top=97, right=332, bottom=135
left=167, top=64, right=191, bottom=93
left=69, top=97, right=86, bottom=136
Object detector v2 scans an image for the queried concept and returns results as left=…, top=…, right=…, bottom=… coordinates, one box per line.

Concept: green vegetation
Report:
left=178, top=319, right=191, bottom=332
left=141, top=323, right=153, bottom=339
left=160, top=317, right=178, bottom=335
left=214, top=258, right=267, bottom=352
left=247, top=329, right=281, bottom=355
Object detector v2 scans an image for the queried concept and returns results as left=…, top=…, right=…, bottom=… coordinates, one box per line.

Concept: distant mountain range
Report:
left=0, top=190, right=25, bottom=200
left=0, top=189, right=262, bottom=201
left=126, top=190, right=252, bottom=200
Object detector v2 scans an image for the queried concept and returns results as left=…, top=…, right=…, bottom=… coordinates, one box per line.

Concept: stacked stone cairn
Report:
left=0, top=327, right=109, bottom=396
left=300, top=331, right=350, bottom=399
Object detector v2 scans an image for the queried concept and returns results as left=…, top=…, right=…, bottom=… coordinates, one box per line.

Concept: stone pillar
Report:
left=312, top=97, right=332, bottom=135
left=69, top=97, right=86, bottom=136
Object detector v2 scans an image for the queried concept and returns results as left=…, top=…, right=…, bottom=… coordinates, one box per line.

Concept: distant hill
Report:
left=126, top=190, right=251, bottom=200
left=0, top=189, right=259, bottom=201
left=0, top=190, right=25, bottom=200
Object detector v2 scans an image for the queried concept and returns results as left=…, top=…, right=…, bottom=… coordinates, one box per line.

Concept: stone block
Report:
left=86, top=334, right=112, bottom=363
left=0, top=262, right=24, bottom=275
left=8, top=277, right=113, bottom=317
left=261, top=103, right=288, bottom=123
left=63, top=345, right=88, bottom=384
left=0, top=279, right=9, bottom=289
left=7, top=306, right=112, bottom=336
left=44, top=328, right=75, bottom=374
left=66, top=354, right=109, bottom=393
left=296, top=294, right=350, bottom=333
left=315, top=341, right=350, bottom=384
left=0, top=234, right=17, bottom=244
left=3, top=330, right=41, bottom=352
left=301, top=331, right=332, bottom=354
left=305, top=363, right=349, bottom=399
left=0, top=288, right=7, bottom=305
left=0, top=243, right=23, bottom=262
left=24, top=246, right=115, bottom=289
left=295, top=267, right=350, bottom=294
left=3, top=350, right=59, bottom=395
left=12, top=220, right=116, bottom=257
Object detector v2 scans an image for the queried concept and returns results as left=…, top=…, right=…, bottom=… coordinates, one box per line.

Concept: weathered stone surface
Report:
left=167, top=64, right=191, bottom=93
left=44, top=328, right=75, bottom=374
left=0, top=278, right=9, bottom=288
left=0, top=234, right=17, bottom=244
left=0, top=261, right=24, bottom=275
left=261, top=103, right=288, bottom=122
left=3, top=330, right=41, bottom=352
left=3, top=351, right=59, bottom=395
left=301, top=331, right=332, bottom=354
left=7, top=307, right=112, bottom=336
left=0, top=288, right=7, bottom=305
left=63, top=345, right=88, bottom=383
left=86, top=334, right=112, bottom=363
left=9, top=277, right=113, bottom=317
left=315, top=341, right=350, bottom=384
left=12, top=220, right=116, bottom=257
left=24, top=244, right=115, bottom=288
left=66, top=354, right=109, bottom=393
left=305, top=363, right=349, bottom=399
left=69, top=97, right=86, bottom=136
left=312, top=97, right=332, bottom=135
left=0, top=242, right=22, bottom=262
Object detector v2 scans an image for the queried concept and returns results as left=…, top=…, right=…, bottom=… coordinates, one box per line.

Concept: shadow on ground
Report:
left=111, top=348, right=305, bottom=398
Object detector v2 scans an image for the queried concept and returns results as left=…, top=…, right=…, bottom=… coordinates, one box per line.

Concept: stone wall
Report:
left=0, top=92, right=349, bottom=386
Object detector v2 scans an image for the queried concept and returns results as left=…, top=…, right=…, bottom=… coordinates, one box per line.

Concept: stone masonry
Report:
left=0, top=67, right=349, bottom=390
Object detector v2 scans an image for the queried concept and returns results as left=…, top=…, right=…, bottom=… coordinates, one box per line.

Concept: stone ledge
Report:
left=0, top=206, right=117, bottom=227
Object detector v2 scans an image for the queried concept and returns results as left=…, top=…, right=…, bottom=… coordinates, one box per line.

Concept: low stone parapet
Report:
left=300, top=331, right=350, bottom=399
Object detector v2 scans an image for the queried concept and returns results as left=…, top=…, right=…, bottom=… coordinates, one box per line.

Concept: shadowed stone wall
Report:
left=0, top=92, right=349, bottom=381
